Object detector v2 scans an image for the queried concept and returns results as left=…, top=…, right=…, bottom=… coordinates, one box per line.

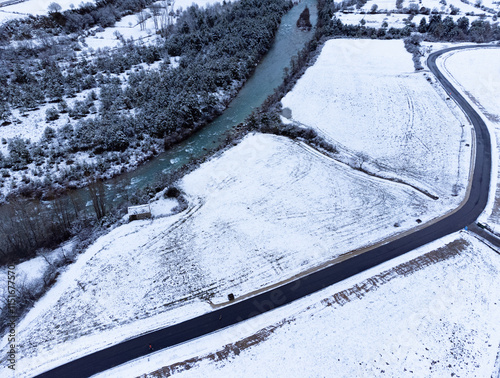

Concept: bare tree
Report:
left=88, top=179, right=106, bottom=220
left=48, top=2, right=62, bottom=13
left=160, top=0, right=176, bottom=31
left=150, top=4, right=162, bottom=31
left=136, top=10, right=151, bottom=31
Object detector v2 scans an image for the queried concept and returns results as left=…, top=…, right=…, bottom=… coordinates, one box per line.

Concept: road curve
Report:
left=36, top=45, right=494, bottom=378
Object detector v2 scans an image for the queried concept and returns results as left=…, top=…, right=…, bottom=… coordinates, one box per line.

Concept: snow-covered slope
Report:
left=0, top=0, right=96, bottom=23
left=281, top=39, right=471, bottom=202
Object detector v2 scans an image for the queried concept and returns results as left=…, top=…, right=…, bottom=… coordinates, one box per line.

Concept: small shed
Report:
left=128, top=204, right=152, bottom=221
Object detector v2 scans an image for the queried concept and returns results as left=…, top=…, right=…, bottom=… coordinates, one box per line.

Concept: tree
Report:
left=396, top=0, right=404, bottom=10
left=88, top=179, right=106, bottom=220
left=418, top=17, right=428, bottom=33
left=8, top=138, right=31, bottom=170
left=428, top=14, right=444, bottom=38
left=137, top=10, right=150, bottom=31
left=42, top=60, right=64, bottom=101
left=370, top=4, right=378, bottom=13
left=409, top=3, right=419, bottom=14
left=43, top=126, right=57, bottom=141
left=469, top=19, right=492, bottom=42
left=48, top=2, right=62, bottom=14
left=12, top=64, right=34, bottom=85
left=45, top=108, right=59, bottom=122
left=150, top=4, right=162, bottom=31
left=0, top=96, right=11, bottom=122
left=449, top=5, right=460, bottom=15
left=457, top=16, right=469, bottom=32
left=160, top=0, right=176, bottom=31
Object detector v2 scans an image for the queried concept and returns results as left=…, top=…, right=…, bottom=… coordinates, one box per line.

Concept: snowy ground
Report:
left=0, top=88, right=94, bottom=156
left=0, top=129, right=464, bottom=377
left=95, top=232, right=500, bottom=378
left=438, top=47, right=500, bottom=229
left=335, top=0, right=498, bottom=29
left=0, top=0, right=95, bottom=23
left=0, top=241, right=75, bottom=303
left=0, top=0, right=223, bottom=50
left=336, top=12, right=483, bottom=28
left=281, top=39, right=471, bottom=202
left=0, top=0, right=218, bottom=25
left=442, top=47, right=500, bottom=123
left=81, top=13, right=162, bottom=52
left=353, top=0, right=494, bottom=14
left=81, top=0, right=222, bottom=51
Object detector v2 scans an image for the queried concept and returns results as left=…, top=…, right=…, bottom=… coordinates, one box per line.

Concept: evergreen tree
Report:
left=418, top=17, right=428, bottom=33
left=42, top=60, right=65, bottom=101
left=8, top=138, right=32, bottom=170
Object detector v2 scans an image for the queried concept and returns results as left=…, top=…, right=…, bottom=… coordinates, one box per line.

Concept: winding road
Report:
left=36, top=45, right=495, bottom=378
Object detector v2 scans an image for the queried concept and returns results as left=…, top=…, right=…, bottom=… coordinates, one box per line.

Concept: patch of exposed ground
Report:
left=142, top=320, right=290, bottom=378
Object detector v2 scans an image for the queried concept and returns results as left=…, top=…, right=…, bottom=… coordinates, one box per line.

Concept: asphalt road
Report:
left=468, top=222, right=500, bottom=249
left=36, top=45, right=494, bottom=378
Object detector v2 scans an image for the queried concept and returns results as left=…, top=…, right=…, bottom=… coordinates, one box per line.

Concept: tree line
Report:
left=315, top=0, right=500, bottom=41
left=0, top=0, right=157, bottom=43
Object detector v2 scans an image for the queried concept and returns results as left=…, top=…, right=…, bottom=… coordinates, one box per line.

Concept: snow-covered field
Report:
left=281, top=39, right=471, bottom=202
left=352, top=0, right=497, bottom=14
left=82, top=0, right=221, bottom=51
left=0, top=130, right=463, bottom=377
left=0, top=0, right=95, bottom=23
left=335, top=0, right=498, bottom=29
left=96, top=232, right=500, bottom=378
left=337, top=12, right=483, bottom=28
left=443, top=48, right=500, bottom=123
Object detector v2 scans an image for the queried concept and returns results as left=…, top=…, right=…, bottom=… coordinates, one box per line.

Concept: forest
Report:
left=0, top=0, right=292, bottom=201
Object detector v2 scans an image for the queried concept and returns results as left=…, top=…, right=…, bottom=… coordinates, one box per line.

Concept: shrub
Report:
left=45, top=107, right=59, bottom=122
left=165, top=186, right=181, bottom=198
